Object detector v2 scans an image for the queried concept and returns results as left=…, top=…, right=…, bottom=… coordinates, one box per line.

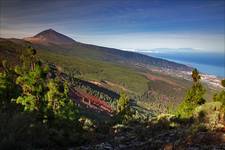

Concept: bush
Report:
left=175, top=101, right=196, bottom=119
left=79, top=117, right=95, bottom=131
left=0, top=111, right=85, bottom=149
left=154, top=113, right=178, bottom=129
left=193, top=102, right=225, bottom=130
left=213, top=90, right=225, bottom=108
left=189, top=123, right=207, bottom=135
left=117, top=91, right=129, bottom=112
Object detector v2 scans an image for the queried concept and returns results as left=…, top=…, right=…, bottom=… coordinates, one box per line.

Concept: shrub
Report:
left=213, top=90, right=225, bottom=108
left=175, top=69, right=205, bottom=119
left=155, top=113, right=178, bottom=129
left=193, top=102, right=224, bottom=130
left=213, top=79, right=225, bottom=108
left=117, top=91, right=129, bottom=112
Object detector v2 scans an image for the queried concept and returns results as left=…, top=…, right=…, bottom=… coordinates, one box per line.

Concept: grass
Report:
left=37, top=49, right=149, bottom=95
left=0, top=38, right=219, bottom=104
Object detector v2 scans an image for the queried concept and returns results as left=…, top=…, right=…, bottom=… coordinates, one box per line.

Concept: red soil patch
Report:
left=69, top=87, right=113, bottom=114
left=144, top=73, right=185, bottom=88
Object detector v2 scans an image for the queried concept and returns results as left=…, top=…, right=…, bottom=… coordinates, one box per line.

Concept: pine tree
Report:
left=192, top=68, right=201, bottom=83
left=14, top=46, right=79, bottom=121
left=45, top=79, right=78, bottom=121
left=176, top=68, right=205, bottom=118
left=15, top=62, right=47, bottom=112
left=186, top=68, right=206, bottom=105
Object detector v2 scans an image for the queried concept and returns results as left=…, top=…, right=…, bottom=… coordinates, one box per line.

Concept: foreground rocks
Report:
left=78, top=122, right=225, bottom=150
left=78, top=102, right=225, bottom=149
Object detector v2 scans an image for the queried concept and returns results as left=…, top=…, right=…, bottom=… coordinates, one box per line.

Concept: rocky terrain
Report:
left=79, top=103, right=225, bottom=150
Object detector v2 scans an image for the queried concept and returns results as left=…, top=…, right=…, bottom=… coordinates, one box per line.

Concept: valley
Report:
left=0, top=30, right=212, bottom=104
left=0, top=29, right=221, bottom=112
left=1, top=0, right=225, bottom=149
left=0, top=29, right=224, bottom=149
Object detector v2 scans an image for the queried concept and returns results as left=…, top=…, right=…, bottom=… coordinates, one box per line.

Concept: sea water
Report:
left=142, top=52, right=225, bottom=77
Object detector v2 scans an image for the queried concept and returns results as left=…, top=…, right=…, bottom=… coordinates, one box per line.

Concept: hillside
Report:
left=24, top=29, right=192, bottom=71
left=1, top=30, right=218, bottom=107
left=1, top=0, right=224, bottom=149
left=0, top=30, right=224, bottom=150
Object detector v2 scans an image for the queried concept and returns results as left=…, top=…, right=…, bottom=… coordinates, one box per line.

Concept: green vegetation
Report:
left=0, top=42, right=224, bottom=149
left=1, top=38, right=200, bottom=104
left=0, top=39, right=150, bottom=97
left=38, top=50, right=149, bottom=96
left=213, top=79, right=225, bottom=108
left=117, top=91, right=130, bottom=112
left=0, top=61, right=20, bottom=111
left=15, top=47, right=78, bottom=121
left=213, top=90, right=225, bottom=106
left=113, top=91, right=133, bottom=124
left=194, top=101, right=224, bottom=128
left=0, top=47, right=84, bottom=149
left=176, top=69, right=206, bottom=118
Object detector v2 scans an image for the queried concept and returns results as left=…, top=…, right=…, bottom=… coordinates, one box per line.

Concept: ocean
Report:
left=141, top=52, right=225, bottom=77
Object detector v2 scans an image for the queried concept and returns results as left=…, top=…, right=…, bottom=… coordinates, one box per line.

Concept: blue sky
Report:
left=0, top=0, right=224, bottom=52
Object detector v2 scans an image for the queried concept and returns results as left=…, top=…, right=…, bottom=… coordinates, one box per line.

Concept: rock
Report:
left=163, top=143, right=173, bottom=150
left=114, top=135, right=126, bottom=142
left=118, top=144, right=127, bottom=149
left=96, top=142, right=113, bottom=150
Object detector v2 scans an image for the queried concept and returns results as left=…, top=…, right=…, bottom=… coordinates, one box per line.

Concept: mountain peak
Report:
left=24, top=29, right=76, bottom=45
left=34, top=29, right=57, bottom=37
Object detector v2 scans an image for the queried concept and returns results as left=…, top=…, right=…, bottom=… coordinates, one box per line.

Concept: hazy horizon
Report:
left=0, top=0, right=224, bottom=53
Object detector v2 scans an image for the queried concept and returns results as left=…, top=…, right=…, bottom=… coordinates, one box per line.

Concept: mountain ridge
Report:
left=24, top=29, right=76, bottom=45
left=0, top=30, right=215, bottom=109
left=23, top=29, right=193, bottom=72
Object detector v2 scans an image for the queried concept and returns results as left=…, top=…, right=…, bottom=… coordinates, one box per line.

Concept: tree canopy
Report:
left=176, top=69, right=205, bottom=118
